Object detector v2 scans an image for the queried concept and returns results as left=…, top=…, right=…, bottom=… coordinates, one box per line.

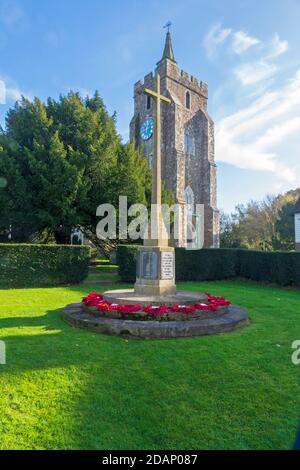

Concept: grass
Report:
left=82, top=264, right=120, bottom=284
left=0, top=273, right=300, bottom=450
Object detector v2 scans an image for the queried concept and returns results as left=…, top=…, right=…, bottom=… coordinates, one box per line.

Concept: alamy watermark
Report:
left=95, top=197, right=205, bottom=250
left=291, top=340, right=300, bottom=365
left=0, top=341, right=6, bottom=365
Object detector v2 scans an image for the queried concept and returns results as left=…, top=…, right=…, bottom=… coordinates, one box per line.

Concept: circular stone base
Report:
left=63, top=303, right=249, bottom=340
left=103, top=289, right=207, bottom=307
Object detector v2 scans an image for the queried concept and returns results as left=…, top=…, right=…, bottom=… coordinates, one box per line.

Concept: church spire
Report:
left=162, top=31, right=176, bottom=62
left=157, top=23, right=176, bottom=64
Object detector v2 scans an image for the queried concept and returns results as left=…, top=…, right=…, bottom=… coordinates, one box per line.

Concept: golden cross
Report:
left=144, top=73, right=171, bottom=108
left=144, top=73, right=171, bottom=208
left=144, top=73, right=171, bottom=245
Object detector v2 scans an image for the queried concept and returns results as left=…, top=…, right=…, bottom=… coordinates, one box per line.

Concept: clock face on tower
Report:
left=140, top=118, right=154, bottom=141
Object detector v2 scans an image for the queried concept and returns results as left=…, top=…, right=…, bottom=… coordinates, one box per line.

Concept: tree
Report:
left=273, top=189, right=300, bottom=251
left=2, top=96, right=86, bottom=243
left=220, top=190, right=300, bottom=251
left=0, top=133, right=33, bottom=241
left=219, top=211, right=246, bottom=248
left=0, top=91, right=173, bottom=252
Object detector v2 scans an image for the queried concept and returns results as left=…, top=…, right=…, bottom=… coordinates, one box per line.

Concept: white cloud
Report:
left=205, top=24, right=289, bottom=94
left=234, top=60, right=278, bottom=85
left=206, top=25, right=292, bottom=208
left=6, top=85, right=23, bottom=101
left=204, top=23, right=289, bottom=66
left=0, top=76, right=32, bottom=104
left=204, top=23, right=232, bottom=60
left=255, top=117, right=300, bottom=149
left=267, top=33, right=289, bottom=58
left=215, top=69, right=300, bottom=184
left=233, top=33, right=289, bottom=86
left=232, top=31, right=260, bottom=54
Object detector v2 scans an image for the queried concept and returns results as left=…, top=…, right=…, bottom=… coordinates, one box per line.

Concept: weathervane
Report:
left=163, top=21, right=172, bottom=33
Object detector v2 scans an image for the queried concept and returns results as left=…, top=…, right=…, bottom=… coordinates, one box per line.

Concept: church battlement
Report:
left=134, top=72, right=154, bottom=92
left=134, top=67, right=208, bottom=98
left=179, top=69, right=208, bottom=96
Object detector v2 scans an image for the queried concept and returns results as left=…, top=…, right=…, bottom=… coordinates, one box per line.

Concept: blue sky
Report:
left=0, top=0, right=300, bottom=212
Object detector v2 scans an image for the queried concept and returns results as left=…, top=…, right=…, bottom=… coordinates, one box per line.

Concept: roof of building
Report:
left=158, top=31, right=177, bottom=64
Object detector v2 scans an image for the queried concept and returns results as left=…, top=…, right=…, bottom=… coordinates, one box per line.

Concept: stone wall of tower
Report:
left=130, top=56, right=220, bottom=248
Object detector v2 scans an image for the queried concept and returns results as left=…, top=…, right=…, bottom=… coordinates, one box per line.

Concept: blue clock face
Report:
left=140, top=118, right=154, bottom=141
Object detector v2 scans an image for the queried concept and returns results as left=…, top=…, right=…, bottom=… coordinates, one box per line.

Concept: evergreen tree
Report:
left=0, top=91, right=172, bottom=251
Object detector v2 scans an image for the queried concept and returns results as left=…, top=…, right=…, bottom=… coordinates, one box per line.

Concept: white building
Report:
left=293, top=197, right=300, bottom=252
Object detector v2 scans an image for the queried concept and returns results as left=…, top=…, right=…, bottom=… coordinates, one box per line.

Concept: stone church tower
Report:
left=130, top=31, right=219, bottom=248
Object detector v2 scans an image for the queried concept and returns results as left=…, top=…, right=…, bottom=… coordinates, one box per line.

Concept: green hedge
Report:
left=175, top=248, right=238, bottom=281
left=116, top=245, right=140, bottom=283
left=117, top=245, right=300, bottom=287
left=237, top=249, right=300, bottom=286
left=0, top=244, right=91, bottom=288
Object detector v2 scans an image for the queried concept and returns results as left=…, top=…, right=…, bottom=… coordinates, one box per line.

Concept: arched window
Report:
left=186, top=91, right=191, bottom=110
left=184, top=186, right=194, bottom=213
left=146, top=95, right=152, bottom=110
left=185, top=133, right=195, bottom=156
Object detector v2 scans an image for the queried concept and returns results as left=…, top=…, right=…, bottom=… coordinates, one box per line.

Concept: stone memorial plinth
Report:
left=63, top=303, right=249, bottom=340
left=103, top=289, right=207, bottom=308
left=135, top=246, right=176, bottom=296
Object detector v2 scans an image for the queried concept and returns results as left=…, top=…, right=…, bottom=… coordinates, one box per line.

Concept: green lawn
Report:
left=0, top=277, right=300, bottom=450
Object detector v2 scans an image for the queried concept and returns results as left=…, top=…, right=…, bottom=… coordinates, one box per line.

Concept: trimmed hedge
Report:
left=0, top=244, right=91, bottom=288
left=237, top=249, right=300, bottom=286
left=117, top=245, right=300, bottom=287
left=116, top=245, right=140, bottom=283
left=175, top=248, right=238, bottom=281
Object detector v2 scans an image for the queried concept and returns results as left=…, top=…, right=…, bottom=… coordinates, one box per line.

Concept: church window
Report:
left=185, top=186, right=195, bottom=211
left=186, top=91, right=191, bottom=110
left=146, top=95, right=152, bottom=110
left=185, top=133, right=195, bottom=156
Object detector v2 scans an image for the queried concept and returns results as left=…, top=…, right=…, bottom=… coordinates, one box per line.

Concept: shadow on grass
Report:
left=1, top=281, right=300, bottom=450
left=0, top=311, right=61, bottom=330
left=0, top=307, right=129, bottom=373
